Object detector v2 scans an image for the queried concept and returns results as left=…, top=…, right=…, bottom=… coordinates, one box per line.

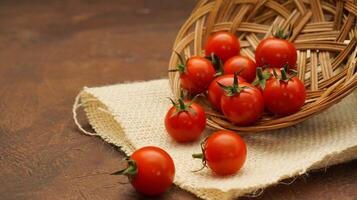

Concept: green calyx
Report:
left=205, top=53, right=223, bottom=76
left=192, top=138, right=208, bottom=172
left=168, top=96, right=198, bottom=117
left=111, top=158, right=138, bottom=177
left=252, top=67, right=271, bottom=90
left=273, top=25, right=293, bottom=40
left=192, top=153, right=204, bottom=159
left=217, top=72, right=249, bottom=96
left=168, top=51, right=187, bottom=74
left=274, top=64, right=298, bottom=83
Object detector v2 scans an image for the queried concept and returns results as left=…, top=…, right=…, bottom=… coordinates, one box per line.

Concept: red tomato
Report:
left=165, top=98, right=206, bottom=143
left=112, top=146, right=175, bottom=196
left=255, top=37, right=297, bottom=69
left=193, top=130, right=247, bottom=176
left=263, top=72, right=306, bottom=116
left=205, top=32, right=240, bottom=63
left=220, top=82, right=264, bottom=126
left=223, top=56, right=257, bottom=82
left=179, top=56, right=215, bottom=94
left=207, top=74, right=245, bottom=111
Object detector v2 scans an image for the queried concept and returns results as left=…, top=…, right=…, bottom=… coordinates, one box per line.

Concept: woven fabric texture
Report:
left=76, top=79, right=357, bottom=200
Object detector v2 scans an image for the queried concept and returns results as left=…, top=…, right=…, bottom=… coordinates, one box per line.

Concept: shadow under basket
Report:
left=168, top=0, right=357, bottom=132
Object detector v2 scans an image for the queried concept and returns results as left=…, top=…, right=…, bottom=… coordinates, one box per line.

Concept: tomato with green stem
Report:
left=255, top=29, right=297, bottom=69
left=219, top=74, right=264, bottom=126
left=165, top=97, right=206, bottom=143
left=263, top=68, right=306, bottom=116
left=205, top=32, right=240, bottom=63
left=192, top=130, right=247, bottom=176
left=207, top=74, right=245, bottom=111
left=171, top=53, right=215, bottom=95
left=112, top=146, right=175, bottom=196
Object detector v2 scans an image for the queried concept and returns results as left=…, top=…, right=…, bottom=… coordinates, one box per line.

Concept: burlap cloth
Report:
left=73, top=79, right=357, bottom=200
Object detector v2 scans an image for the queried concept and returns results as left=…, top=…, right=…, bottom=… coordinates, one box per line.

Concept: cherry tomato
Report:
left=255, top=37, right=297, bottom=69
left=205, top=32, right=240, bottom=63
left=223, top=55, right=257, bottom=82
left=263, top=69, right=306, bottom=116
left=165, top=98, right=206, bottom=143
left=207, top=74, right=245, bottom=111
left=193, top=130, right=247, bottom=176
left=112, top=146, right=175, bottom=196
left=220, top=79, right=264, bottom=126
left=179, top=56, right=215, bottom=94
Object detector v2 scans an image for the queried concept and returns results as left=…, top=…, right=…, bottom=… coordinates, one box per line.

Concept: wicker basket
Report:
left=168, top=0, right=357, bottom=132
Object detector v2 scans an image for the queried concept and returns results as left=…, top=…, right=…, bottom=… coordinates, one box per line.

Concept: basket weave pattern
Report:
left=168, top=0, right=357, bottom=132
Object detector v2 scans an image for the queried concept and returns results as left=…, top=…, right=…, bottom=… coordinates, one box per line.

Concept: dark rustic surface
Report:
left=0, top=0, right=356, bottom=200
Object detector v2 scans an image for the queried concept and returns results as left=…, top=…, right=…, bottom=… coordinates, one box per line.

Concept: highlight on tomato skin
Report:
left=205, top=31, right=240, bottom=63
left=111, top=146, right=175, bottom=196
left=192, top=130, right=247, bottom=176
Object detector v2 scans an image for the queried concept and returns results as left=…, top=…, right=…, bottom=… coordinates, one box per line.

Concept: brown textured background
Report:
left=0, top=0, right=356, bottom=199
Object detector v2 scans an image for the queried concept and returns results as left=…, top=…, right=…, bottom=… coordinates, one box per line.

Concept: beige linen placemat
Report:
left=73, top=79, right=357, bottom=200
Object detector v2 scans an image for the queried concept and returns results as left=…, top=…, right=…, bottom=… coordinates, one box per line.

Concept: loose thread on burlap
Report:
left=72, top=91, right=98, bottom=136
left=242, top=175, right=299, bottom=198
left=280, top=176, right=299, bottom=185
left=242, top=188, right=264, bottom=198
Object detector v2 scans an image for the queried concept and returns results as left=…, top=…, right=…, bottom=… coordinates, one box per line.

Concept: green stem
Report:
left=281, top=68, right=288, bottom=80
left=283, top=64, right=289, bottom=72
left=178, top=98, right=186, bottom=110
left=174, top=51, right=186, bottom=74
left=273, top=26, right=293, bottom=40
left=232, top=72, right=240, bottom=93
left=207, top=53, right=223, bottom=74
left=111, top=159, right=137, bottom=177
left=178, top=63, right=186, bottom=74
left=218, top=72, right=248, bottom=96
left=192, top=153, right=204, bottom=159
left=168, top=97, right=197, bottom=117
left=272, top=68, right=279, bottom=79
left=256, top=67, right=264, bottom=80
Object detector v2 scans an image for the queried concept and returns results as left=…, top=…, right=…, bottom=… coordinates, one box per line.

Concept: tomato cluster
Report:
left=113, top=31, right=307, bottom=196
left=163, top=31, right=306, bottom=176
left=173, top=31, right=306, bottom=125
